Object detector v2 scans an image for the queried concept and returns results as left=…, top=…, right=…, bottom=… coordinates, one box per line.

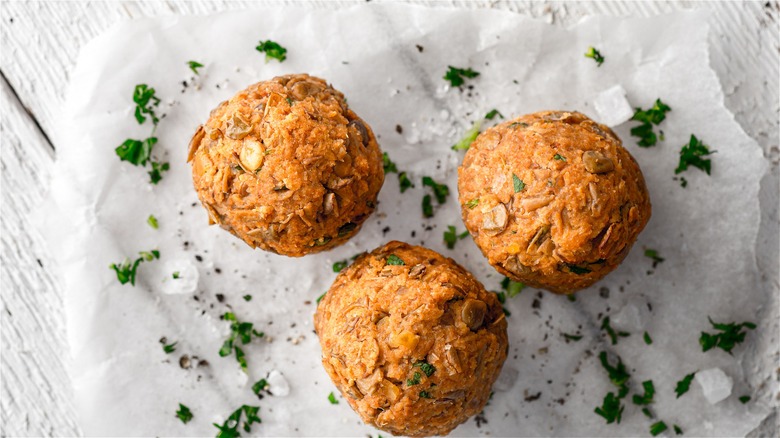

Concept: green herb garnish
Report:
left=632, top=380, right=655, bottom=405
left=414, top=361, right=436, bottom=377
left=148, top=161, right=170, bottom=185
left=187, top=60, right=204, bottom=75
left=584, top=46, right=605, bottom=66
left=176, top=403, right=193, bottom=424
left=451, top=121, right=481, bottom=151
left=500, top=277, right=524, bottom=298
left=399, top=171, right=414, bottom=193
left=243, top=295, right=252, bottom=301
left=676, top=134, right=713, bottom=176
left=631, top=99, right=671, bottom=147
left=443, top=226, right=469, bottom=249
left=739, top=395, right=751, bottom=404
left=563, top=333, right=583, bottom=342
left=219, top=312, right=264, bottom=371
left=132, top=84, right=160, bottom=125
left=333, top=260, right=348, bottom=273
left=147, top=214, right=159, bottom=229
left=316, top=292, right=326, bottom=304
left=512, top=174, right=525, bottom=193
left=650, top=421, right=668, bottom=437
left=116, top=137, right=157, bottom=166
left=252, top=378, right=269, bottom=396
left=644, top=331, right=653, bottom=345
left=675, top=372, right=696, bottom=398
left=256, top=40, right=287, bottom=63
left=213, top=405, right=261, bottom=436
left=163, top=341, right=177, bottom=354
left=601, top=316, right=630, bottom=345
left=172, top=271, right=180, bottom=279
left=382, top=152, right=398, bottom=173
left=422, top=176, right=450, bottom=204
left=644, top=249, right=664, bottom=267
left=674, top=424, right=684, bottom=435
left=109, top=249, right=160, bottom=286
left=553, top=153, right=566, bottom=162
left=422, top=194, right=433, bottom=218
left=443, top=66, right=480, bottom=87
left=407, top=372, right=422, bottom=386
left=466, top=199, right=479, bottom=209
left=418, top=390, right=431, bottom=398
left=594, top=392, right=624, bottom=424
left=700, top=316, right=756, bottom=354
left=327, top=392, right=339, bottom=404
left=598, top=352, right=630, bottom=396
left=485, top=109, right=504, bottom=120
left=386, top=254, right=405, bottom=266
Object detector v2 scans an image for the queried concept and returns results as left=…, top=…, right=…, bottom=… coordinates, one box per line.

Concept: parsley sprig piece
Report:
left=327, top=392, right=339, bottom=404
left=383, top=153, right=415, bottom=193
left=601, top=316, right=630, bottom=345
left=443, top=66, right=480, bottom=87
left=116, top=137, right=157, bottom=166
left=501, top=277, right=524, bottom=298
left=643, top=331, right=653, bottom=345
left=512, top=174, right=525, bottom=193
left=256, top=40, right=287, bottom=63
left=595, top=392, right=624, bottom=424
left=382, top=152, right=398, bottom=174
left=109, top=249, right=160, bottom=286
left=414, top=361, right=436, bottom=377
left=443, top=226, right=469, bottom=249
left=252, top=378, right=270, bottom=397
left=407, top=372, right=422, bottom=386
left=162, top=341, right=177, bottom=354
left=700, top=316, right=756, bottom=354
left=147, top=214, right=159, bottom=229
left=176, top=403, right=193, bottom=424
left=399, top=172, right=414, bottom=193
left=676, top=134, right=714, bottom=177
left=421, top=176, right=450, bottom=218
left=332, top=260, right=348, bottom=273
left=214, top=405, right=261, bottom=437
left=632, top=380, right=655, bottom=405
left=598, top=352, right=630, bottom=396
left=386, top=254, right=405, bottom=266
left=674, top=372, right=696, bottom=398
left=584, top=46, right=605, bottom=66
left=132, top=84, right=161, bottom=125
left=452, top=121, right=481, bottom=151
left=650, top=421, right=668, bottom=436
left=187, top=60, right=204, bottom=75
left=644, top=249, right=664, bottom=267
left=485, top=109, right=504, bottom=120
left=219, top=312, right=264, bottom=371
left=465, top=198, right=479, bottom=209
left=630, top=99, right=671, bottom=147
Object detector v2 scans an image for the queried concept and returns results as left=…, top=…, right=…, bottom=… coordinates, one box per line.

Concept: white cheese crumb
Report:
left=267, top=370, right=291, bottom=397
left=593, top=85, right=634, bottom=127
left=696, top=368, right=733, bottom=404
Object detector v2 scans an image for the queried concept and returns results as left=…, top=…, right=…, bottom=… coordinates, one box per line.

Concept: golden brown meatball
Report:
left=188, top=74, right=384, bottom=257
left=314, top=241, right=508, bottom=437
left=458, top=111, right=651, bottom=294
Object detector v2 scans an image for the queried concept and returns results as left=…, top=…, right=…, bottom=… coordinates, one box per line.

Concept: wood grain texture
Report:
left=1, top=1, right=777, bottom=436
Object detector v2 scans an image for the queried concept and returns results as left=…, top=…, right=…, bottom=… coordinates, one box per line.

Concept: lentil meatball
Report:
left=458, top=111, right=651, bottom=294
left=188, top=74, right=383, bottom=257
left=314, top=241, right=508, bottom=437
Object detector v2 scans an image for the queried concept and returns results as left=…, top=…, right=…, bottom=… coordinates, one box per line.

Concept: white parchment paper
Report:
left=39, top=4, right=776, bottom=437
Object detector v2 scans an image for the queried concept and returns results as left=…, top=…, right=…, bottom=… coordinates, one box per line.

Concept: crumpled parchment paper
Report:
left=38, top=4, right=775, bottom=437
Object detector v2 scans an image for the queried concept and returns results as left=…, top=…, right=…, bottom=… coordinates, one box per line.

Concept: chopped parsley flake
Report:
left=739, top=395, right=751, bottom=404
left=147, top=214, right=159, bottom=229
left=255, top=40, right=287, bottom=62
left=162, top=341, right=177, bottom=354
left=214, top=405, right=261, bottom=436
left=386, top=254, right=405, bottom=266
left=644, top=331, right=653, bottom=345
left=316, top=292, right=326, bottom=304
left=148, top=161, right=170, bottom=185
left=243, top=294, right=252, bottom=301
left=422, top=177, right=449, bottom=204
left=452, top=121, right=481, bottom=151
left=422, top=194, right=434, bottom=217
left=584, top=46, right=605, bottom=66
left=443, top=226, right=470, bottom=249
left=333, top=260, right=348, bottom=273
left=632, top=380, right=655, bottom=405
left=512, top=174, right=525, bottom=193
left=414, top=361, right=436, bottom=377
left=700, top=316, right=756, bottom=354
left=443, top=66, right=480, bottom=87
left=132, top=84, right=160, bottom=126
left=407, top=371, right=422, bottom=386
left=594, top=392, right=624, bottom=424
left=630, top=99, right=672, bottom=147
left=563, top=333, right=583, bottom=342
left=109, top=249, right=160, bottom=286
left=418, top=390, right=431, bottom=399
left=382, top=152, right=398, bottom=173
left=676, top=134, right=714, bottom=177
left=116, top=137, right=157, bottom=167
left=327, top=392, right=339, bottom=404
left=675, top=372, right=696, bottom=398
left=650, top=421, right=668, bottom=437
left=553, top=153, right=567, bottom=162
left=644, top=249, right=664, bottom=267
left=252, top=378, right=269, bottom=396
left=601, top=316, right=630, bottom=345
left=219, top=312, right=264, bottom=371
left=674, top=424, right=684, bottom=435
left=466, top=198, right=479, bottom=209
left=500, top=277, right=525, bottom=298
left=398, top=171, right=414, bottom=193
left=598, top=351, right=630, bottom=396
left=485, top=109, right=504, bottom=120
left=176, top=403, right=193, bottom=424
left=187, top=60, right=204, bottom=75
left=172, top=271, right=180, bottom=279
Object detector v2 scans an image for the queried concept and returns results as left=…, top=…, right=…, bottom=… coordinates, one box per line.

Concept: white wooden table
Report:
left=1, top=1, right=777, bottom=436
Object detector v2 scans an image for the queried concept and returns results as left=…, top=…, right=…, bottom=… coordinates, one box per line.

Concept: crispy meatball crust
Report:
left=188, top=74, right=384, bottom=257
left=314, top=241, right=508, bottom=437
left=458, top=111, right=651, bottom=294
